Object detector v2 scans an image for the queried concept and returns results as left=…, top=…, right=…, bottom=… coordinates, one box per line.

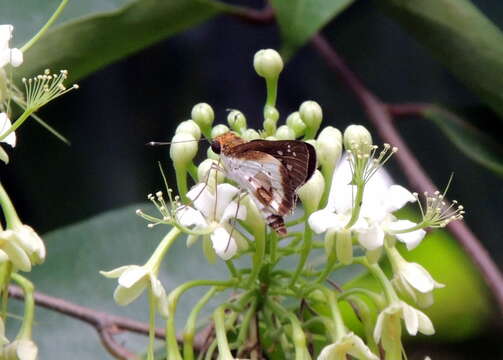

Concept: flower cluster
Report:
left=102, top=49, right=464, bottom=360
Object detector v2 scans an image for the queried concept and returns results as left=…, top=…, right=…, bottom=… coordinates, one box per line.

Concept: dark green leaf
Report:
left=422, top=105, right=503, bottom=176
left=270, top=0, right=356, bottom=57
left=13, top=0, right=231, bottom=82
left=377, top=0, right=503, bottom=120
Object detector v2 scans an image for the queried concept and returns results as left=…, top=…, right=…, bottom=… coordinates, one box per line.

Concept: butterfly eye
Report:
left=211, top=140, right=221, bottom=154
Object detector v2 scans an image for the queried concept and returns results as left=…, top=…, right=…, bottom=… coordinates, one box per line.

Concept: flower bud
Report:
left=8, top=225, right=46, bottom=265
left=191, top=103, right=214, bottom=134
left=253, top=49, right=283, bottom=79
left=387, top=246, right=444, bottom=308
left=206, top=147, right=219, bottom=160
left=3, top=339, right=38, bottom=360
left=299, top=101, right=322, bottom=138
left=297, top=170, right=324, bottom=214
left=286, top=111, right=306, bottom=138
left=275, top=125, right=295, bottom=140
left=211, top=124, right=230, bottom=139
left=316, top=126, right=342, bottom=170
left=241, top=128, right=260, bottom=141
left=336, top=229, right=353, bottom=265
left=263, top=105, right=279, bottom=135
left=343, top=125, right=373, bottom=155
left=227, top=110, right=247, bottom=132
left=197, top=158, right=224, bottom=190
left=176, top=119, right=201, bottom=140
left=169, top=133, right=198, bottom=168
left=242, top=195, right=265, bottom=237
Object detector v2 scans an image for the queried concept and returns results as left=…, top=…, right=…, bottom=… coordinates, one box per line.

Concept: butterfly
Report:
left=210, top=132, right=317, bottom=235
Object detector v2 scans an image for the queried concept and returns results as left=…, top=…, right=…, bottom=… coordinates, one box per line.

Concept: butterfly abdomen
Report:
left=266, top=214, right=287, bottom=236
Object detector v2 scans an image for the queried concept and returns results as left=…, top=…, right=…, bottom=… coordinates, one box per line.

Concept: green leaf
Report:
left=10, top=204, right=229, bottom=359
left=377, top=0, right=503, bottom=120
left=422, top=105, right=503, bottom=176
left=13, top=0, right=230, bottom=82
left=270, top=0, right=356, bottom=57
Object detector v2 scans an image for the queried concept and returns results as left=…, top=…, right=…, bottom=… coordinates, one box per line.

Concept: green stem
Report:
left=213, top=305, right=234, bottom=360
left=247, top=225, right=266, bottom=287
left=0, top=181, right=22, bottom=227
left=20, top=0, right=70, bottom=53
left=0, top=109, right=30, bottom=143
left=233, top=297, right=257, bottom=349
left=147, top=227, right=181, bottom=272
left=11, top=274, right=34, bottom=339
left=147, top=287, right=156, bottom=360
left=320, top=162, right=335, bottom=209
left=289, top=220, right=313, bottom=287
left=183, top=287, right=218, bottom=360
left=265, top=77, right=278, bottom=107
left=1, top=262, right=12, bottom=320
left=166, top=279, right=237, bottom=360
left=188, top=162, right=198, bottom=182
left=174, top=165, right=189, bottom=202
left=270, top=232, right=278, bottom=265
left=315, top=246, right=338, bottom=284
left=337, top=288, right=385, bottom=309
left=266, top=298, right=311, bottom=360
left=225, top=260, right=239, bottom=279
left=344, top=183, right=364, bottom=229
left=354, top=257, right=398, bottom=304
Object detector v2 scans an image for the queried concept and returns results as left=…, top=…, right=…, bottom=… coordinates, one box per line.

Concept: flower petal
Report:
left=176, top=205, right=208, bottom=228
left=401, top=262, right=435, bottom=293
left=220, top=200, right=247, bottom=224
left=345, top=333, right=380, bottom=360
left=416, top=309, right=435, bottom=335
left=118, top=266, right=148, bottom=288
left=210, top=227, right=237, bottom=260
left=373, top=311, right=385, bottom=343
left=214, top=183, right=240, bottom=219
left=187, top=183, right=215, bottom=219
left=0, top=113, right=16, bottom=147
left=0, top=237, right=31, bottom=272
left=357, top=223, right=384, bottom=250
left=113, top=281, right=146, bottom=306
left=9, top=48, right=22, bottom=67
left=388, top=220, right=426, bottom=250
left=401, top=302, right=419, bottom=335
left=308, top=209, right=340, bottom=234
left=383, top=185, right=416, bottom=213
left=100, top=265, right=131, bottom=279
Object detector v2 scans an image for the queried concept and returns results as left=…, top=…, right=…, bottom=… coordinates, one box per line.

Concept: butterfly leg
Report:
left=175, top=159, right=225, bottom=221
left=225, top=190, right=247, bottom=253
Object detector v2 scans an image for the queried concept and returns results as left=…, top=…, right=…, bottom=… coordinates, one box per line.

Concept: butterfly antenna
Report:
left=146, top=139, right=206, bottom=146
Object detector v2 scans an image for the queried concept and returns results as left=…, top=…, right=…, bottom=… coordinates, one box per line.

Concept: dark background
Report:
left=2, top=0, right=502, bottom=262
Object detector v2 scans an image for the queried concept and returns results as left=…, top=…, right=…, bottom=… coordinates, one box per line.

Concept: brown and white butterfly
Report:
left=210, top=132, right=317, bottom=236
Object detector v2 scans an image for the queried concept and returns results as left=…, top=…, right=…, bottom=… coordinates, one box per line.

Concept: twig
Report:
left=311, top=33, right=503, bottom=315
left=231, top=4, right=274, bottom=25
left=8, top=285, right=185, bottom=359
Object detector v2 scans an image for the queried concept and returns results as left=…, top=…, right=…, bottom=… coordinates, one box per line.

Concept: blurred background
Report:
left=0, top=0, right=502, bottom=358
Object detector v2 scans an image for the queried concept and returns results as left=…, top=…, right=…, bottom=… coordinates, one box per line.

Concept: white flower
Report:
left=389, top=248, right=444, bottom=308
left=3, top=339, right=38, bottom=360
left=100, top=264, right=168, bottom=317
left=309, top=156, right=426, bottom=251
left=4, top=225, right=45, bottom=265
left=0, top=232, right=31, bottom=272
left=0, top=112, right=16, bottom=147
left=373, top=300, right=434, bottom=344
left=0, top=25, right=23, bottom=68
left=317, top=332, right=379, bottom=360
left=176, top=182, right=246, bottom=260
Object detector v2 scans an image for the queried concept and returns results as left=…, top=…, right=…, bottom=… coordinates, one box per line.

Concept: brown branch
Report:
left=8, top=285, right=185, bottom=360
left=386, top=103, right=431, bottom=117
left=311, top=34, right=503, bottom=315
left=231, top=4, right=274, bottom=25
